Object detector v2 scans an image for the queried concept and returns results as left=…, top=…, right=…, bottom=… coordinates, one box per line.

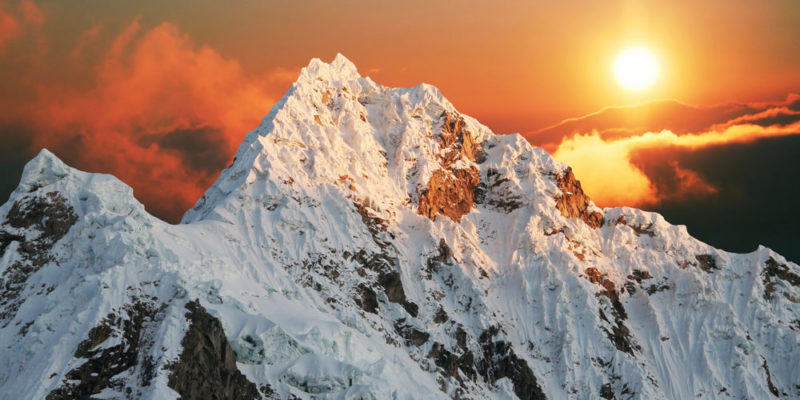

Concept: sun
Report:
left=613, top=47, right=660, bottom=91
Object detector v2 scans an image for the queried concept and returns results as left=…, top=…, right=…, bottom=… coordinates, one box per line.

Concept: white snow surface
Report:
left=1, top=54, right=798, bottom=399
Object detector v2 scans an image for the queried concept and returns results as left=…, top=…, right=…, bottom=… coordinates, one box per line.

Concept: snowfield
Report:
left=1, top=54, right=798, bottom=399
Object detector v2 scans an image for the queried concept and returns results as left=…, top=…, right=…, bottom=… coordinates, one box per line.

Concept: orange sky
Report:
left=0, top=0, right=799, bottom=221
left=5, top=1, right=800, bottom=128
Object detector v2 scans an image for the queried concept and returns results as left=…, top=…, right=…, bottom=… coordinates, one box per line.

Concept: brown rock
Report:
left=585, top=269, right=638, bottom=355
left=377, top=270, right=420, bottom=317
left=418, top=167, right=480, bottom=223
left=394, top=319, right=430, bottom=347
left=585, top=267, right=604, bottom=285
left=355, top=283, right=379, bottom=314
left=554, top=168, right=604, bottom=228
left=695, top=254, right=718, bottom=273
left=439, top=113, right=464, bottom=149
left=585, top=268, right=622, bottom=310
left=439, top=112, right=482, bottom=164
left=417, top=112, right=484, bottom=223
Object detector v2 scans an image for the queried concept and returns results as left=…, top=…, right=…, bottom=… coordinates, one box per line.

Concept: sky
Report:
left=0, top=0, right=799, bottom=260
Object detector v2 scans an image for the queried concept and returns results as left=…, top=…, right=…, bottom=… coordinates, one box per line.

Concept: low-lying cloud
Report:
left=533, top=95, right=800, bottom=208
left=532, top=96, right=800, bottom=261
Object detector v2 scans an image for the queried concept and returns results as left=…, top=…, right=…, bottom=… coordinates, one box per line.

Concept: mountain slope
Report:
left=1, top=54, right=798, bottom=400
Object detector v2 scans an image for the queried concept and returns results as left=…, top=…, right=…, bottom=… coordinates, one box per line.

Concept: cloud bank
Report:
left=529, top=96, right=800, bottom=208
left=0, top=12, right=293, bottom=221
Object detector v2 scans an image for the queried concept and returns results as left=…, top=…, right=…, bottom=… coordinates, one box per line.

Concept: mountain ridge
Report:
left=1, top=54, right=798, bottom=399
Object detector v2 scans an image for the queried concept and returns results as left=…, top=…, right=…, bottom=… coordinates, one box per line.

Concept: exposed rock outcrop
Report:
left=427, top=341, right=477, bottom=384
left=418, top=112, right=483, bottom=223
left=584, top=268, right=639, bottom=355
left=614, top=216, right=655, bottom=237
left=378, top=270, right=420, bottom=317
left=47, top=300, right=166, bottom=399
left=554, top=168, right=604, bottom=228
left=763, top=256, right=800, bottom=301
left=478, top=326, right=547, bottom=400
left=355, top=283, right=379, bottom=314
left=585, top=267, right=618, bottom=301
left=394, top=319, right=430, bottom=347
left=0, top=192, right=77, bottom=325
left=474, top=168, right=524, bottom=213
left=167, top=300, right=260, bottom=400
left=694, top=254, right=718, bottom=273
left=419, top=168, right=480, bottom=223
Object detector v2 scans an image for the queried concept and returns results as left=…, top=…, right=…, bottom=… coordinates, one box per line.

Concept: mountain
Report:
left=1, top=54, right=798, bottom=399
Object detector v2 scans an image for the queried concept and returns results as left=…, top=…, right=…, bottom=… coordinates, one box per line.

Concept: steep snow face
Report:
left=183, top=54, right=498, bottom=226
left=2, top=55, right=799, bottom=400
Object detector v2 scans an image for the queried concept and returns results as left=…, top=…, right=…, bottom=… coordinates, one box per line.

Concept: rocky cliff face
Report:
left=1, top=55, right=799, bottom=400
left=554, top=168, right=604, bottom=229
left=417, top=112, right=482, bottom=223
left=167, top=301, right=263, bottom=400
left=0, top=192, right=77, bottom=325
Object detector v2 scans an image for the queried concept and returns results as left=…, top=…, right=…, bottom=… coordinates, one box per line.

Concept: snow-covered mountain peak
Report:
left=14, top=149, right=71, bottom=195
left=3, top=56, right=799, bottom=400
left=6, top=149, right=147, bottom=223
left=183, top=55, right=500, bottom=225
left=299, top=53, right=362, bottom=85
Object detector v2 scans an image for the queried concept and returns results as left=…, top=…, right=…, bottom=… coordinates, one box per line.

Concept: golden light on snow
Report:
left=613, top=47, right=660, bottom=91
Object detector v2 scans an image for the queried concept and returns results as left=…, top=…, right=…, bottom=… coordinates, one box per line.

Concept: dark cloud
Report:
left=724, top=109, right=800, bottom=128
left=634, top=134, right=800, bottom=263
left=545, top=94, right=800, bottom=263
left=749, top=112, right=800, bottom=127
left=629, top=148, right=717, bottom=201
left=141, top=126, right=231, bottom=173
left=788, top=94, right=800, bottom=111
left=0, top=123, right=35, bottom=203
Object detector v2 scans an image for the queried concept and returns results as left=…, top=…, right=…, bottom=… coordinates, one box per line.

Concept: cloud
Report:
left=551, top=114, right=800, bottom=208
left=642, top=135, right=800, bottom=262
left=544, top=98, right=800, bottom=261
left=550, top=133, right=658, bottom=206
left=788, top=94, right=800, bottom=111
left=541, top=94, right=800, bottom=208
left=139, top=126, right=231, bottom=173
left=0, top=122, right=35, bottom=203
left=715, top=106, right=800, bottom=128
left=41, top=20, right=276, bottom=148
left=628, top=155, right=717, bottom=202
left=69, top=23, right=101, bottom=60
left=0, top=3, right=22, bottom=50
left=18, top=0, right=42, bottom=26
left=526, top=97, right=800, bottom=152
left=0, top=0, right=45, bottom=54
left=0, top=18, right=295, bottom=222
